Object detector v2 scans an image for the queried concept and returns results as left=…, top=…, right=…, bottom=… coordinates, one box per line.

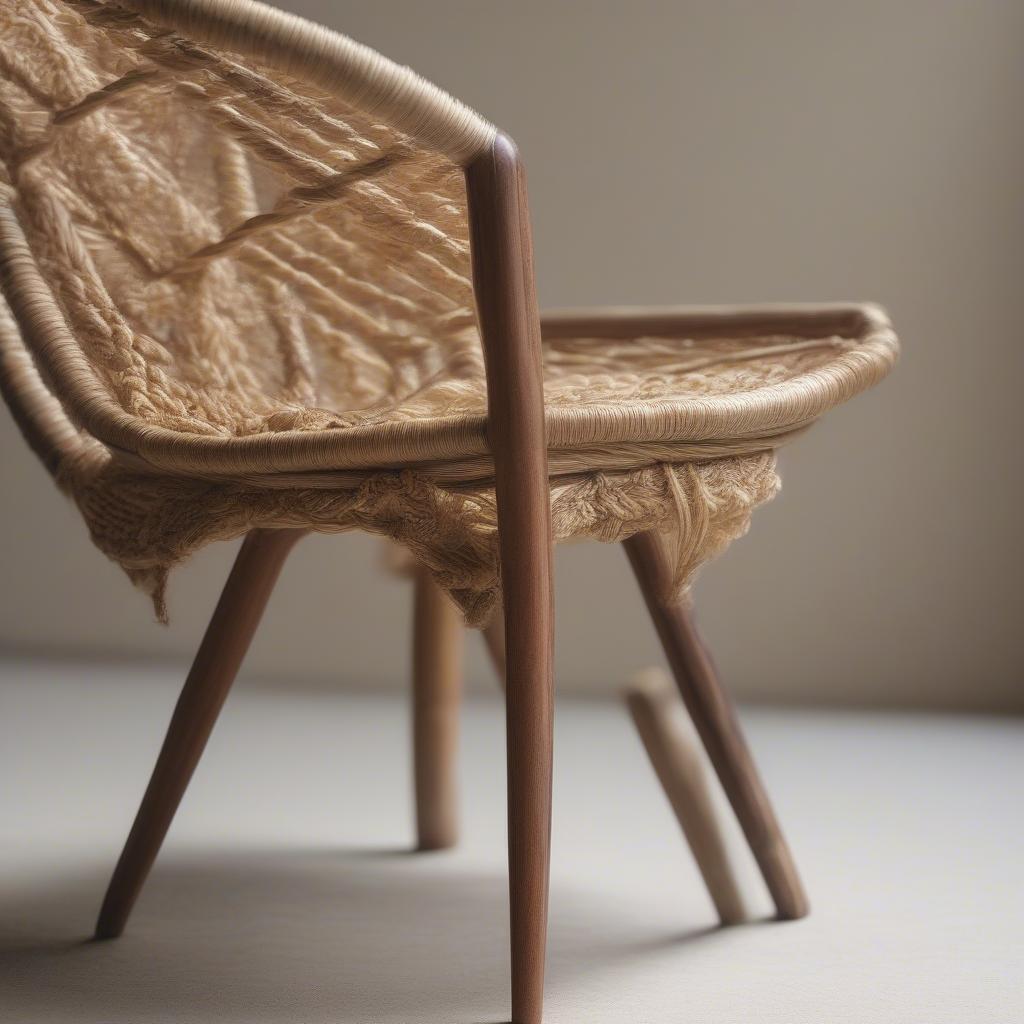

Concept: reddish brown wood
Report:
left=94, top=528, right=305, bottom=940
left=623, top=530, right=809, bottom=921
left=466, top=133, right=554, bottom=1024
left=412, top=565, right=464, bottom=850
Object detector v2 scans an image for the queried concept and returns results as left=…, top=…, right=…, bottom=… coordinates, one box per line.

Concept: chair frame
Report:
left=89, top=133, right=807, bottom=1024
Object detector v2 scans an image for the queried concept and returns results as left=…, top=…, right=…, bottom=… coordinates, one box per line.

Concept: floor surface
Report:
left=1, top=659, right=1021, bottom=1023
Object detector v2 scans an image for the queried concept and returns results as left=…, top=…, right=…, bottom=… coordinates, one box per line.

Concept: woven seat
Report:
left=75, top=303, right=896, bottom=482
left=0, top=3, right=898, bottom=1020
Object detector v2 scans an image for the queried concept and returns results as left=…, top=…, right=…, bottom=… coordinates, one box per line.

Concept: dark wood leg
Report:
left=623, top=530, right=809, bottom=920
left=501, top=534, right=554, bottom=1024
left=466, top=134, right=554, bottom=1024
left=485, top=605, right=558, bottom=1015
left=412, top=566, right=463, bottom=850
left=94, top=528, right=305, bottom=939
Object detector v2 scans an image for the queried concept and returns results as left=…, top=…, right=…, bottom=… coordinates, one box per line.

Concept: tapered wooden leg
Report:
left=94, top=528, right=305, bottom=940
left=626, top=668, right=746, bottom=925
left=624, top=531, right=809, bottom=920
left=501, top=548, right=554, bottom=1024
left=467, top=133, right=554, bottom=1023
left=412, top=566, right=464, bottom=850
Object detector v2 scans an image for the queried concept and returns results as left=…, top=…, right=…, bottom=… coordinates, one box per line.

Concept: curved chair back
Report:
left=0, top=0, right=541, bottom=481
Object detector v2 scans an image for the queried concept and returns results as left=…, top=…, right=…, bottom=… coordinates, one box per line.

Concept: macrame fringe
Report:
left=63, top=451, right=779, bottom=627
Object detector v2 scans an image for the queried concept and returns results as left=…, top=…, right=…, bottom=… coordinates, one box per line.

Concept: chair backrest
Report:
left=0, top=0, right=541, bottom=481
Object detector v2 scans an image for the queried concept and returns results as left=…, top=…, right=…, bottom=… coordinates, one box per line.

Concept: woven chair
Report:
left=0, top=1, right=898, bottom=1020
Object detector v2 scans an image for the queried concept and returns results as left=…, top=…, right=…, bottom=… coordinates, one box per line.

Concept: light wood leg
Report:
left=94, top=528, right=305, bottom=939
left=412, top=566, right=464, bottom=850
left=623, top=530, right=809, bottom=920
left=626, top=668, right=746, bottom=925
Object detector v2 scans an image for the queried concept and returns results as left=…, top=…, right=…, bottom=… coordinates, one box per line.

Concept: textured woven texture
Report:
left=0, top=0, right=897, bottom=624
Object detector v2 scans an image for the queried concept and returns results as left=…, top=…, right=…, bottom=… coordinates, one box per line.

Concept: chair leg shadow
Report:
left=0, top=846, right=743, bottom=1023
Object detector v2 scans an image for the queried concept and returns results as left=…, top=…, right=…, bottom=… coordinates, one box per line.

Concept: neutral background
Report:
left=1, top=0, right=1021, bottom=710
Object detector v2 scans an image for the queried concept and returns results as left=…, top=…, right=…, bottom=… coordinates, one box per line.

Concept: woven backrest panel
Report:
left=0, top=0, right=488, bottom=446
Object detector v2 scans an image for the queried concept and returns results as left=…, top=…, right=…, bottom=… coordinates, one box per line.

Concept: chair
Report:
left=0, top=1, right=898, bottom=1020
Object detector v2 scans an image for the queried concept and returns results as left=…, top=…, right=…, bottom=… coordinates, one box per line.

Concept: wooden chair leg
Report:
left=412, top=565, right=464, bottom=850
left=623, top=530, right=809, bottom=920
left=626, top=668, right=746, bottom=925
left=94, top=528, right=305, bottom=940
left=501, top=551, right=554, bottom=1024
left=467, top=132, right=554, bottom=1023
left=481, top=601, right=555, bottom=1022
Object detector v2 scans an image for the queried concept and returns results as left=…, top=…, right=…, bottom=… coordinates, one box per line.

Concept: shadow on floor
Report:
left=0, top=845, right=732, bottom=1024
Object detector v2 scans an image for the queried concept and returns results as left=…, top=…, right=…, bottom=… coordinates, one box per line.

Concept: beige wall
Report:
left=1, top=0, right=1021, bottom=710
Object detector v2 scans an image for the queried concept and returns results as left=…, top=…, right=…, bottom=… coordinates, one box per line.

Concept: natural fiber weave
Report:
left=0, top=0, right=897, bottom=624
